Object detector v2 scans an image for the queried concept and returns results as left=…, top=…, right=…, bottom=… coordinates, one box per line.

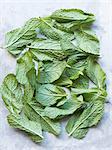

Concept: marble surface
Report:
left=0, top=0, right=112, bottom=150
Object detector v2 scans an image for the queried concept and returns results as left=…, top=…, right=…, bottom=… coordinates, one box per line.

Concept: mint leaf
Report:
left=16, top=52, right=34, bottom=84
left=7, top=113, right=43, bottom=142
left=36, top=84, right=67, bottom=106
left=86, top=56, right=106, bottom=89
left=39, top=18, right=74, bottom=40
left=51, top=9, right=95, bottom=22
left=5, top=18, right=39, bottom=56
left=37, top=61, right=67, bottom=83
left=1, top=74, right=23, bottom=114
left=66, top=101, right=104, bottom=139
left=42, top=97, right=83, bottom=119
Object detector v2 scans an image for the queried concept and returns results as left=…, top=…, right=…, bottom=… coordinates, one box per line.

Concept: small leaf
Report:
left=7, top=113, right=43, bottom=143
left=64, top=60, right=86, bottom=80
left=86, top=56, right=106, bottom=89
left=72, top=75, right=89, bottom=89
left=26, top=67, right=36, bottom=90
left=28, top=38, right=61, bottom=50
left=16, top=52, right=34, bottom=84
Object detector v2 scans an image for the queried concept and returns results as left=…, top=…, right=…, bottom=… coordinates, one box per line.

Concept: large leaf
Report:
left=42, top=96, right=83, bottom=119
left=5, top=18, right=39, bottom=55
left=1, top=74, right=23, bottom=114
left=22, top=83, right=61, bottom=136
left=16, top=52, right=34, bottom=84
left=66, top=101, right=104, bottom=139
left=39, top=18, right=74, bottom=40
left=28, top=38, right=61, bottom=50
left=36, top=84, right=67, bottom=106
left=51, top=9, right=95, bottom=23
left=7, top=114, right=43, bottom=143
left=29, top=38, right=76, bottom=61
left=24, top=101, right=61, bottom=136
left=86, top=57, right=106, bottom=89
left=74, top=29, right=100, bottom=55
left=29, top=39, right=63, bottom=61
left=53, top=16, right=95, bottom=33
left=37, top=61, right=67, bottom=83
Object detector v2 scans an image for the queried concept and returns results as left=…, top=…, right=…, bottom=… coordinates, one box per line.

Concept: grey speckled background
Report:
left=0, top=0, right=112, bottom=150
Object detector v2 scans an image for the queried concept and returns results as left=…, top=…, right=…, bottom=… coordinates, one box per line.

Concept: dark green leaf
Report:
left=72, top=75, right=89, bottom=89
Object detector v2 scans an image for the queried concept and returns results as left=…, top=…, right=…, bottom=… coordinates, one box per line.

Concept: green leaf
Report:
left=23, top=83, right=61, bottom=136
left=5, top=18, right=39, bottom=55
left=66, top=110, right=83, bottom=135
left=86, top=56, right=106, bottom=89
left=64, top=60, right=86, bottom=80
left=24, top=99, right=61, bottom=135
left=53, top=16, right=95, bottom=33
left=71, top=87, right=99, bottom=95
left=54, top=73, right=73, bottom=87
left=71, top=87, right=107, bottom=102
left=39, top=18, right=74, bottom=40
left=36, top=84, right=67, bottom=106
left=7, top=114, right=43, bottom=143
left=42, top=97, right=83, bottom=119
left=72, top=75, right=89, bottom=89
left=74, top=29, right=99, bottom=55
left=37, top=61, right=67, bottom=83
left=16, top=52, right=34, bottom=84
left=51, top=9, right=95, bottom=22
left=29, top=38, right=77, bottom=61
left=66, top=101, right=104, bottom=139
left=29, top=39, right=62, bottom=61
left=56, top=98, right=68, bottom=107
left=1, top=74, right=23, bottom=114
left=67, top=52, right=87, bottom=65
left=30, top=49, right=55, bottom=61
left=26, top=67, right=36, bottom=90
left=28, top=38, right=61, bottom=50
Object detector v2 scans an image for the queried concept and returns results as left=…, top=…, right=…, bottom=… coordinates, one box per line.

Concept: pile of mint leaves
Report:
left=1, top=9, right=107, bottom=143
